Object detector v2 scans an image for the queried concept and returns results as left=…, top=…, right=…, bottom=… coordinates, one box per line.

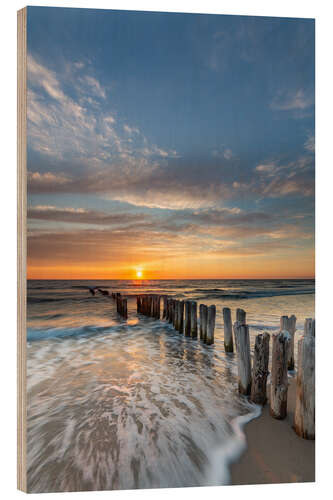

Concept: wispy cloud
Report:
left=28, top=205, right=151, bottom=226
left=304, top=134, right=315, bottom=153
left=271, top=88, right=313, bottom=112
left=212, top=147, right=233, bottom=160
left=27, top=54, right=178, bottom=167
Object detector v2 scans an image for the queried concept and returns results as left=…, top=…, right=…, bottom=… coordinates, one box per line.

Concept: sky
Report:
left=26, top=7, right=315, bottom=280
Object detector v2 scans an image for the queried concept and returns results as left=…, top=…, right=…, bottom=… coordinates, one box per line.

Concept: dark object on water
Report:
left=88, top=286, right=109, bottom=296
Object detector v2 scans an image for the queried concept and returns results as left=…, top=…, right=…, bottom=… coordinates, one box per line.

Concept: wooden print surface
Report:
left=18, top=7, right=315, bottom=493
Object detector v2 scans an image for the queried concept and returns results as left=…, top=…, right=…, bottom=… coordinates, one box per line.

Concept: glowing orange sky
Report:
left=26, top=12, right=315, bottom=281
left=27, top=247, right=315, bottom=280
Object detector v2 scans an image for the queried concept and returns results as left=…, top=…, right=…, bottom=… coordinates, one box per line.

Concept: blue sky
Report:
left=26, top=7, right=315, bottom=279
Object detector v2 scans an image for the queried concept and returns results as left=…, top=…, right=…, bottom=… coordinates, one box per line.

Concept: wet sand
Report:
left=231, top=378, right=315, bottom=485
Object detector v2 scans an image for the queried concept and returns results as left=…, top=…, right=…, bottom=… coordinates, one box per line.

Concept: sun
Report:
left=136, top=270, right=143, bottom=279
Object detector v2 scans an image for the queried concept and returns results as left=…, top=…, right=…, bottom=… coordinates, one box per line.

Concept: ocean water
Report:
left=26, top=279, right=315, bottom=493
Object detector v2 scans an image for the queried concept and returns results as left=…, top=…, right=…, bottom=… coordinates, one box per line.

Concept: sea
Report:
left=26, top=279, right=315, bottom=493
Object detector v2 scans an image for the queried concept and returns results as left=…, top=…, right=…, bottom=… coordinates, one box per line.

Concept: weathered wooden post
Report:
left=167, top=298, right=171, bottom=322
left=288, top=314, right=296, bottom=370
left=223, top=307, right=233, bottom=352
left=199, top=304, right=207, bottom=341
left=280, top=315, right=297, bottom=370
left=270, top=330, right=290, bottom=419
left=162, top=296, right=167, bottom=319
left=236, top=308, right=246, bottom=325
left=184, top=301, right=191, bottom=337
left=168, top=299, right=173, bottom=323
left=173, top=299, right=177, bottom=324
left=206, top=305, right=216, bottom=345
left=251, top=332, right=270, bottom=405
left=190, top=301, right=198, bottom=339
left=152, top=295, right=157, bottom=318
left=234, top=323, right=251, bottom=395
left=304, top=318, right=315, bottom=337
left=123, top=298, right=128, bottom=319
left=173, top=300, right=179, bottom=329
left=178, top=301, right=184, bottom=333
left=166, top=298, right=170, bottom=321
left=156, top=295, right=161, bottom=320
left=294, top=318, right=315, bottom=439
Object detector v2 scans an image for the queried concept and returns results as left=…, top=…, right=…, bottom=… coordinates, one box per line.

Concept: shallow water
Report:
left=26, top=279, right=314, bottom=492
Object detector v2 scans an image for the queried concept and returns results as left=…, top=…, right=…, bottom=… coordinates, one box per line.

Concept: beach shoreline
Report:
left=230, top=378, right=315, bottom=485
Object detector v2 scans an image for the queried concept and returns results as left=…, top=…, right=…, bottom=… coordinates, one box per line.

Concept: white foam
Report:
left=205, top=403, right=261, bottom=485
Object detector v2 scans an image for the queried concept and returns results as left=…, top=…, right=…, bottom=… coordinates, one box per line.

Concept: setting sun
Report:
left=136, top=270, right=143, bottom=278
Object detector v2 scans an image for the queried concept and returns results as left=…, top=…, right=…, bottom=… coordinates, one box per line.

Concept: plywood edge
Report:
left=17, top=6, right=27, bottom=493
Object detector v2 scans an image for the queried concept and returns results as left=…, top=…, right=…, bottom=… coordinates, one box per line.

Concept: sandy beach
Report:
left=231, top=378, right=315, bottom=485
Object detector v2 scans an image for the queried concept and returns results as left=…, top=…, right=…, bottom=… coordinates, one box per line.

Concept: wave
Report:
left=195, top=288, right=314, bottom=300
left=205, top=403, right=261, bottom=485
left=27, top=324, right=114, bottom=341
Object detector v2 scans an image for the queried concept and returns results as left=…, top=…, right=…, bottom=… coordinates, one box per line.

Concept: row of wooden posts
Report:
left=137, top=295, right=219, bottom=345
left=120, top=293, right=315, bottom=440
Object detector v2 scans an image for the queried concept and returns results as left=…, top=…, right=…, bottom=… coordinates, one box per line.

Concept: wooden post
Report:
left=153, top=295, right=158, bottom=319
left=156, top=295, right=161, bottom=320
left=234, top=323, right=251, bottom=395
left=171, top=299, right=176, bottom=325
left=223, top=307, right=233, bottom=352
left=178, top=301, right=184, bottom=333
left=206, top=305, right=216, bottom=345
left=280, top=315, right=297, bottom=370
left=199, top=304, right=207, bottom=341
left=304, top=318, right=315, bottom=337
left=294, top=319, right=315, bottom=439
left=168, top=299, right=173, bottom=323
left=184, top=301, right=191, bottom=337
left=251, top=333, right=270, bottom=405
left=151, top=295, right=155, bottom=318
left=270, top=330, right=290, bottom=419
left=190, top=301, right=198, bottom=339
left=166, top=298, right=170, bottom=321
left=236, top=308, right=246, bottom=325
left=288, top=315, right=296, bottom=370
left=162, top=296, right=167, bottom=319
left=173, top=300, right=178, bottom=329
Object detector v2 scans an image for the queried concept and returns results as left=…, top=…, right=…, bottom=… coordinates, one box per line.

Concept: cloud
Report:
left=27, top=214, right=313, bottom=275
left=271, top=88, right=313, bottom=112
left=212, top=146, right=233, bottom=160
left=27, top=149, right=314, bottom=209
left=252, top=156, right=315, bottom=198
left=123, top=124, right=140, bottom=135
left=27, top=171, right=71, bottom=189
left=74, top=62, right=85, bottom=69
left=255, top=163, right=275, bottom=173
left=104, top=115, right=116, bottom=124
left=304, top=134, right=315, bottom=153
left=27, top=54, right=178, bottom=166
left=28, top=205, right=151, bottom=226
left=84, top=75, right=106, bottom=99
